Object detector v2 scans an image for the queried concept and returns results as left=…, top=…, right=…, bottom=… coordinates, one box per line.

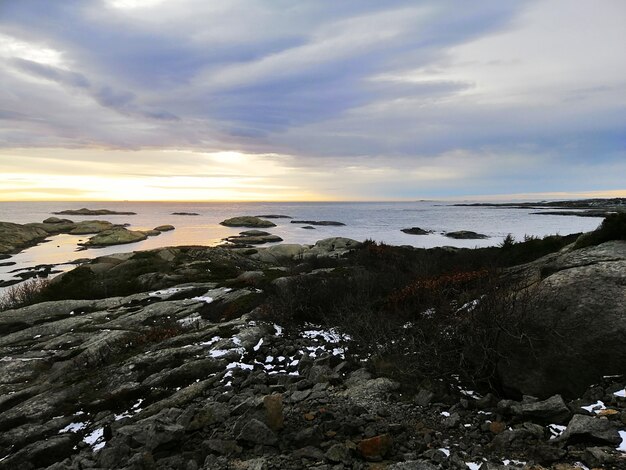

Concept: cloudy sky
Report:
left=1, top=0, right=625, bottom=201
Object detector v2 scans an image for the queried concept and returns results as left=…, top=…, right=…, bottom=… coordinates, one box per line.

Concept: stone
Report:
left=236, top=418, right=277, bottom=446
left=498, top=241, right=626, bottom=398
left=414, top=389, right=434, bottom=406
left=70, top=220, right=116, bottom=234
left=254, top=214, right=292, bottom=219
left=0, top=221, right=48, bottom=254
left=510, top=394, right=571, bottom=424
left=324, top=443, right=351, bottom=464
left=387, top=461, right=439, bottom=470
left=43, top=217, right=73, bottom=224
left=401, top=227, right=431, bottom=235
left=220, top=216, right=276, bottom=228
left=154, top=224, right=175, bottom=232
left=263, top=394, right=284, bottom=431
left=583, top=446, right=614, bottom=467
left=489, top=421, right=506, bottom=434
left=444, top=230, right=489, bottom=239
left=172, top=212, right=199, bottom=215
left=203, top=439, right=242, bottom=456
left=357, top=434, right=393, bottom=461
left=558, top=414, right=621, bottom=445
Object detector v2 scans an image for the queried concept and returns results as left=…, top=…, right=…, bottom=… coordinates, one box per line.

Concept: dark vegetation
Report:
left=573, top=212, right=626, bottom=248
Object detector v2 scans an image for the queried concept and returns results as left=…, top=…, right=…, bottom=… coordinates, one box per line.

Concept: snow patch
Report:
left=548, top=423, right=567, bottom=439
left=617, top=430, right=626, bottom=453
left=581, top=400, right=606, bottom=413
left=614, top=389, right=626, bottom=398
left=466, top=463, right=482, bottom=470
left=438, top=448, right=450, bottom=457
left=84, top=427, right=105, bottom=452
left=191, top=295, right=213, bottom=304
left=59, top=422, right=87, bottom=433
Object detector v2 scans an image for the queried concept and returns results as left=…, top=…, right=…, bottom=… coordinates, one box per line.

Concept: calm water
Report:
left=0, top=201, right=603, bottom=287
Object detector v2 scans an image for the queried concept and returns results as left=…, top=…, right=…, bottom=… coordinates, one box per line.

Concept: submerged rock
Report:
left=290, top=220, right=345, bottom=226
left=401, top=227, right=432, bottom=235
left=154, top=225, right=175, bottom=232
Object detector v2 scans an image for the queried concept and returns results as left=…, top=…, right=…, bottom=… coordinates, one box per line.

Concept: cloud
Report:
left=0, top=0, right=624, bottom=199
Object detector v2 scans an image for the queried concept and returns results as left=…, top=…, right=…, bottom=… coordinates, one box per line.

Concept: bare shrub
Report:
left=0, top=278, right=51, bottom=311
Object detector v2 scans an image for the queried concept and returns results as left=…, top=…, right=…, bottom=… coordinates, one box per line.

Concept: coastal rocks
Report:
left=402, top=227, right=432, bottom=235
left=290, top=220, right=345, bottom=226
left=172, top=212, right=199, bottom=216
left=251, top=237, right=361, bottom=263
left=79, top=227, right=148, bottom=247
left=220, top=216, right=276, bottom=228
left=69, top=220, right=117, bottom=234
left=558, top=414, right=622, bottom=445
left=497, top=240, right=626, bottom=398
left=42, top=217, right=73, bottom=224
left=444, top=230, right=489, bottom=239
left=255, top=214, right=292, bottom=219
left=0, top=221, right=48, bottom=255
left=154, top=225, right=175, bottom=232
left=53, top=208, right=136, bottom=216
left=224, top=230, right=282, bottom=246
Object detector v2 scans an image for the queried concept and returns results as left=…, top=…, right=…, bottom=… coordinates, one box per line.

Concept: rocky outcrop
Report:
left=79, top=228, right=149, bottom=247
left=172, top=212, right=199, bottom=216
left=0, top=221, right=48, bottom=255
left=220, top=216, right=276, bottom=228
left=53, top=208, right=136, bottom=216
left=224, top=230, right=282, bottom=246
left=444, top=230, right=489, bottom=239
left=498, top=240, right=626, bottom=398
left=154, top=225, right=175, bottom=232
left=255, top=214, right=292, bottom=219
left=250, top=237, right=361, bottom=263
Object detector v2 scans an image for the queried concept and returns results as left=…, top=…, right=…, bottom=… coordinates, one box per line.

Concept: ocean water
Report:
left=0, top=201, right=603, bottom=287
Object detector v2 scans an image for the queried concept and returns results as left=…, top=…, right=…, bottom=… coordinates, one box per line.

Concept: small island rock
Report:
left=79, top=227, right=148, bottom=247
left=53, top=208, right=136, bottom=216
left=220, top=216, right=276, bottom=228
left=401, top=227, right=431, bottom=235
left=290, top=220, right=345, bottom=226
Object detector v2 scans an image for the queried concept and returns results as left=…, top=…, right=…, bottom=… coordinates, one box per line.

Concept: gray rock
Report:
left=324, top=443, right=351, bottom=464
left=80, top=227, right=148, bottom=247
left=444, top=230, right=489, bottom=239
left=583, top=446, right=615, bottom=467
left=203, top=439, right=242, bottom=456
left=154, top=224, right=175, bottom=232
left=220, top=216, right=276, bottom=228
left=510, top=394, right=571, bottom=424
left=498, top=241, right=626, bottom=398
left=414, top=389, right=434, bottom=406
left=236, top=418, right=277, bottom=446
left=401, top=227, right=431, bottom=235
left=559, top=414, right=621, bottom=445
left=387, top=461, right=439, bottom=470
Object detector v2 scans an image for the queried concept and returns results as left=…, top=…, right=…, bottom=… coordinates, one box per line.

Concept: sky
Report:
left=1, top=0, right=625, bottom=201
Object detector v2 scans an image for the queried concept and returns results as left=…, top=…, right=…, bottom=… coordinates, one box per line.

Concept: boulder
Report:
left=172, top=212, right=199, bottom=216
left=497, top=241, right=626, bottom=398
left=236, top=418, right=277, bottom=445
left=558, top=414, right=621, bottom=445
left=444, top=230, right=489, bottom=239
left=79, top=227, right=148, bottom=247
left=43, top=217, right=73, bottom=224
left=510, top=395, right=571, bottom=424
left=220, top=216, right=276, bottom=228
left=357, top=434, right=393, bottom=461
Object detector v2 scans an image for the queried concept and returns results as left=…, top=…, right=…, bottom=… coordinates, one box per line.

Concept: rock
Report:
left=53, top=208, right=136, bottom=215
left=444, top=230, right=489, bottom=239
left=79, top=227, right=148, bottom=247
left=43, top=217, right=73, bottom=224
left=172, top=212, right=199, bottom=215
left=498, top=241, right=626, bottom=398
left=154, top=224, right=175, bottom=232
left=357, top=434, right=392, bottom=461
left=225, top=232, right=283, bottom=245
left=301, top=225, right=316, bottom=230
left=558, top=414, right=621, bottom=445
left=236, top=418, right=277, bottom=446
left=414, top=389, right=434, bottom=406
left=263, top=394, right=284, bottom=431
left=583, top=446, right=615, bottom=467
left=203, top=439, right=242, bottom=456
left=70, top=220, right=116, bottom=234
left=387, top=462, right=439, bottom=470
left=510, top=395, right=571, bottom=424
left=324, top=443, right=351, bottom=464
left=0, top=221, right=48, bottom=254
left=401, top=227, right=431, bottom=235
left=220, top=216, right=276, bottom=228
left=290, top=220, right=345, bottom=226
left=255, top=214, right=292, bottom=219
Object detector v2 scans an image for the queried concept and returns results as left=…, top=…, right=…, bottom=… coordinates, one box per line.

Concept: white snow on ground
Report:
left=273, top=324, right=283, bottom=336
left=302, top=325, right=350, bottom=343
left=572, top=463, right=590, bottom=470
left=253, top=338, right=263, bottom=351
left=502, top=459, right=526, bottom=466
left=177, top=313, right=201, bottom=328
left=59, top=422, right=87, bottom=433
left=226, top=362, right=254, bottom=371
left=438, top=448, right=450, bottom=457
left=581, top=400, right=606, bottom=413
left=84, top=427, right=105, bottom=451
left=191, top=296, right=213, bottom=303
left=618, top=430, right=626, bottom=452
left=548, top=424, right=567, bottom=439
left=466, top=463, right=482, bottom=470
left=199, top=336, right=220, bottom=347
left=614, top=389, right=626, bottom=398
left=208, top=348, right=244, bottom=358
left=440, top=411, right=451, bottom=417
left=148, top=287, right=185, bottom=297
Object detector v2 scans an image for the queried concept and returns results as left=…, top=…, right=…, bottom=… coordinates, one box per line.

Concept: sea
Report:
left=0, top=201, right=604, bottom=289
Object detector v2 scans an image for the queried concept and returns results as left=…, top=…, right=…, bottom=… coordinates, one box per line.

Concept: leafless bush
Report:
left=0, top=278, right=51, bottom=311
